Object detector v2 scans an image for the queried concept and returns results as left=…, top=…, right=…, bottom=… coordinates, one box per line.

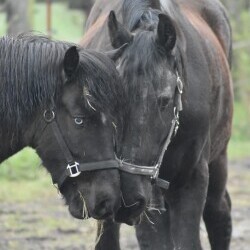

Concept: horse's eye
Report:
left=74, top=117, right=84, bottom=125
left=158, top=96, right=170, bottom=109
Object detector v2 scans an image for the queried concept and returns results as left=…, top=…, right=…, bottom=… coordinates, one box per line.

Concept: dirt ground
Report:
left=0, top=159, right=249, bottom=250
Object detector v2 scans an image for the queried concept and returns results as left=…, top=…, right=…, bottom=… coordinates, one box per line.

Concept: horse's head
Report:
left=29, top=45, right=123, bottom=220
left=108, top=11, right=183, bottom=224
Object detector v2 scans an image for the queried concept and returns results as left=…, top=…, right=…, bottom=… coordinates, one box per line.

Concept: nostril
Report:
left=93, top=199, right=113, bottom=219
left=114, top=195, right=147, bottom=224
left=134, top=197, right=146, bottom=210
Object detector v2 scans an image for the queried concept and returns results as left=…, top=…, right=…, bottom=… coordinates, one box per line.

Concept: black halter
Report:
left=43, top=110, right=119, bottom=189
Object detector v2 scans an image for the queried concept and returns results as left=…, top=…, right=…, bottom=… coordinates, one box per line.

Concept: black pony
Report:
left=0, top=34, right=124, bottom=221
left=83, top=0, right=233, bottom=249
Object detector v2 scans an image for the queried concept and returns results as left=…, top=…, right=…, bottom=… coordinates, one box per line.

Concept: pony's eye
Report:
left=74, top=117, right=84, bottom=125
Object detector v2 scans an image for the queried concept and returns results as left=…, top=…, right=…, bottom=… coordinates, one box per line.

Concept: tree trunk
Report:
left=6, top=0, right=33, bottom=35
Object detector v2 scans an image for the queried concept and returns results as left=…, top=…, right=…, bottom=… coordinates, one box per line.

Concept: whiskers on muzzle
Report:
left=78, top=190, right=90, bottom=220
left=121, top=192, right=141, bottom=208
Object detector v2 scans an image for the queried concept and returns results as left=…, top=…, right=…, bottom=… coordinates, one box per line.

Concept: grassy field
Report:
left=0, top=2, right=84, bottom=42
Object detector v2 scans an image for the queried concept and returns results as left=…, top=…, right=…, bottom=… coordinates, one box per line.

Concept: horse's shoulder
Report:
left=177, top=0, right=231, bottom=63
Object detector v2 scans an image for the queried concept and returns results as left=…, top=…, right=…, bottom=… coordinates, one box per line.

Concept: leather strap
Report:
left=57, top=159, right=119, bottom=188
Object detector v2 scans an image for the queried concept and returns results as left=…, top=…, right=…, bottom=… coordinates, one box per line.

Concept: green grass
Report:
left=0, top=148, right=41, bottom=181
left=0, top=148, right=54, bottom=202
left=231, top=101, right=250, bottom=141
left=0, top=2, right=85, bottom=42
left=228, top=101, right=250, bottom=160
left=228, top=140, right=250, bottom=160
left=33, top=2, right=85, bottom=42
left=0, top=10, right=7, bottom=35
left=0, top=170, right=53, bottom=203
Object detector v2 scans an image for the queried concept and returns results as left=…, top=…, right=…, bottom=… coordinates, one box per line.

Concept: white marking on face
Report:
left=161, top=86, right=172, bottom=99
left=101, top=113, right=107, bottom=125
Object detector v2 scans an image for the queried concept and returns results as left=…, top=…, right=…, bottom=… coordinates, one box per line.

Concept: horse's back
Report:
left=176, top=0, right=232, bottom=65
left=81, top=0, right=122, bottom=49
left=86, top=0, right=121, bottom=29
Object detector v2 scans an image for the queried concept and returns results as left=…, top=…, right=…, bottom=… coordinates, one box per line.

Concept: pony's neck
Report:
left=0, top=112, right=38, bottom=163
left=0, top=132, right=25, bottom=163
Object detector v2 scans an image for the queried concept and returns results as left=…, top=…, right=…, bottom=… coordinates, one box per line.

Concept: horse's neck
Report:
left=0, top=131, right=24, bottom=163
left=0, top=119, right=34, bottom=163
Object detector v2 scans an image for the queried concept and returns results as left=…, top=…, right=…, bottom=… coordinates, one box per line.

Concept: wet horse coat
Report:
left=83, top=0, right=233, bottom=249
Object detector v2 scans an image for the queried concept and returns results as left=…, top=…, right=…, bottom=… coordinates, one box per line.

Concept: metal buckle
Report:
left=176, top=71, right=183, bottom=94
left=67, top=162, right=81, bottom=177
left=44, top=110, right=55, bottom=122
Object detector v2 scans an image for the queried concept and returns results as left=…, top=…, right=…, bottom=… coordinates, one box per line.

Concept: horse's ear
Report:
left=105, top=43, right=128, bottom=61
left=108, top=10, right=133, bottom=48
left=157, top=14, right=176, bottom=52
left=63, top=46, right=79, bottom=78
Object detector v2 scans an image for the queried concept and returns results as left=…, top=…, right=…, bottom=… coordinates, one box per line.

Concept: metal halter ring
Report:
left=43, top=110, right=55, bottom=122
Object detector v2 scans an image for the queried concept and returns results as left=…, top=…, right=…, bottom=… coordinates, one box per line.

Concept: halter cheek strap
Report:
left=43, top=110, right=119, bottom=189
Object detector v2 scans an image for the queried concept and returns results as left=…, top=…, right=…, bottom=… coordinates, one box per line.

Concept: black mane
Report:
left=0, top=34, right=121, bottom=131
left=0, top=34, right=67, bottom=128
left=122, top=0, right=151, bottom=30
left=77, top=49, right=123, bottom=120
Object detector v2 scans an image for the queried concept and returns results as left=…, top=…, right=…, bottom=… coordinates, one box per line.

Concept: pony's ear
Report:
left=105, top=43, right=128, bottom=61
left=108, top=10, right=133, bottom=48
left=63, top=46, right=79, bottom=78
left=157, top=14, right=176, bottom=52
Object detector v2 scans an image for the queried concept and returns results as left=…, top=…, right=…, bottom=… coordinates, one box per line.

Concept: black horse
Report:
left=0, top=34, right=125, bottom=221
left=83, top=0, right=233, bottom=249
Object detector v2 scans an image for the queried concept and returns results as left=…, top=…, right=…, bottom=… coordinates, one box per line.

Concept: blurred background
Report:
left=0, top=0, right=249, bottom=250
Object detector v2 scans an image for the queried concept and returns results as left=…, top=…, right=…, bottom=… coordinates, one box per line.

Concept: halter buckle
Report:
left=67, top=162, right=81, bottom=177
left=176, top=71, right=183, bottom=94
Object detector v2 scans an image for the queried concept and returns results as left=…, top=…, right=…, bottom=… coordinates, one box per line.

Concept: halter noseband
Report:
left=116, top=71, right=184, bottom=190
left=43, top=110, right=119, bottom=189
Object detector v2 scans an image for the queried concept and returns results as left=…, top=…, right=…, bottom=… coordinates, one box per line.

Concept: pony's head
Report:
left=35, top=46, right=123, bottom=220
left=0, top=35, right=124, bottom=220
